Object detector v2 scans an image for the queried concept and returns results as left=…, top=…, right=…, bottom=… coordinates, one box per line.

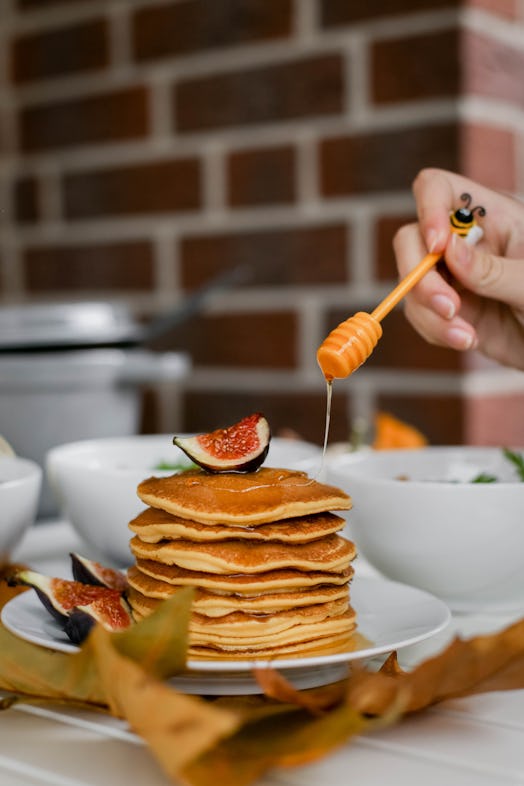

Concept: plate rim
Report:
left=1, top=574, right=451, bottom=672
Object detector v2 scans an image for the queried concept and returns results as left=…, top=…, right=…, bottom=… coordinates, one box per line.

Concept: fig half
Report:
left=70, top=552, right=128, bottom=592
left=173, top=413, right=271, bottom=473
left=65, top=596, right=133, bottom=644
left=10, top=569, right=127, bottom=627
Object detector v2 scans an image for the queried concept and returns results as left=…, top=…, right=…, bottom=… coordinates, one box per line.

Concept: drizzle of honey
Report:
left=181, top=468, right=316, bottom=495
left=317, top=379, right=332, bottom=481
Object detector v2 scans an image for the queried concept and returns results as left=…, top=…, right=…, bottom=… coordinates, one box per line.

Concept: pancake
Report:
left=134, top=557, right=353, bottom=593
left=128, top=589, right=355, bottom=653
left=128, top=589, right=347, bottom=634
left=127, top=568, right=350, bottom=615
left=188, top=600, right=348, bottom=635
left=183, top=612, right=355, bottom=651
left=129, top=603, right=356, bottom=659
left=129, top=507, right=345, bottom=543
left=130, top=533, right=355, bottom=574
left=137, top=467, right=352, bottom=525
left=189, top=630, right=356, bottom=659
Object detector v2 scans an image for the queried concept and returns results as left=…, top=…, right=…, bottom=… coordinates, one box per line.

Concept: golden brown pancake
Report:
left=130, top=533, right=355, bottom=574
left=186, top=612, right=355, bottom=651
left=127, top=568, right=350, bottom=616
left=129, top=603, right=357, bottom=659
left=189, top=630, right=356, bottom=659
left=129, top=507, right=345, bottom=543
left=137, top=467, right=351, bottom=525
left=134, top=557, right=353, bottom=593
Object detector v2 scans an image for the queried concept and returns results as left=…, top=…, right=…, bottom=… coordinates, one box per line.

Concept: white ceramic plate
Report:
left=1, top=575, right=450, bottom=694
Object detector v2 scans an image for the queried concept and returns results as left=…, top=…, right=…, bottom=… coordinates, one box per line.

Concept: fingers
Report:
left=404, top=298, right=478, bottom=351
left=445, top=233, right=524, bottom=310
left=394, top=222, right=462, bottom=317
left=412, top=168, right=456, bottom=254
left=393, top=222, right=477, bottom=351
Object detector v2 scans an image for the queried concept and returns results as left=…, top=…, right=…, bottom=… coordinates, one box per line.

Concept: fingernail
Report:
left=431, top=294, right=456, bottom=319
left=447, top=327, right=477, bottom=350
left=450, top=232, right=471, bottom=266
left=427, top=228, right=447, bottom=253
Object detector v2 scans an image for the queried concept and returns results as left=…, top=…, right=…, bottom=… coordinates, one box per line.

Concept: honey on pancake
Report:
left=180, top=469, right=316, bottom=494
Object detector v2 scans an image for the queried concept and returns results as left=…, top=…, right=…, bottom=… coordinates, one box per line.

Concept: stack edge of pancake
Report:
left=127, top=466, right=357, bottom=659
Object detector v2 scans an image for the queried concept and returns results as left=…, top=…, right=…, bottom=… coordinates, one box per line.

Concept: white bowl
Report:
left=328, top=446, right=524, bottom=612
left=46, top=434, right=322, bottom=566
left=0, top=456, right=42, bottom=563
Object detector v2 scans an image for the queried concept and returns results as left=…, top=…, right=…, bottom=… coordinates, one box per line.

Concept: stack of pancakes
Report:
left=127, top=467, right=357, bottom=659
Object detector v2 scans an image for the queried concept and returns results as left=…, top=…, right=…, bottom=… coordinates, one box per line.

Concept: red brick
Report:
left=181, top=389, right=350, bottom=444
left=132, top=0, right=291, bottom=62
left=10, top=18, right=108, bottom=84
left=174, top=54, right=344, bottom=132
left=180, top=224, right=348, bottom=289
left=466, top=393, right=524, bottom=445
left=461, top=124, right=516, bottom=192
left=376, top=394, right=465, bottom=444
left=166, top=311, right=297, bottom=369
left=139, top=388, right=162, bottom=434
left=23, top=240, right=155, bottom=292
left=17, top=0, right=83, bottom=7
left=463, top=30, right=524, bottom=105
left=63, top=158, right=201, bottom=219
left=227, top=145, right=295, bottom=207
left=372, top=29, right=460, bottom=104
left=320, top=124, right=460, bottom=196
left=14, top=176, right=40, bottom=223
left=19, top=86, right=149, bottom=152
left=466, top=0, right=518, bottom=19
left=375, top=214, right=416, bottom=280
left=320, top=0, right=460, bottom=26
left=326, top=307, right=462, bottom=371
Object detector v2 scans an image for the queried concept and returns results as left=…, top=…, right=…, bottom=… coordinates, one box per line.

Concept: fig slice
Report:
left=65, top=596, right=133, bottom=645
left=10, top=569, right=125, bottom=626
left=173, top=413, right=271, bottom=473
left=70, top=552, right=128, bottom=592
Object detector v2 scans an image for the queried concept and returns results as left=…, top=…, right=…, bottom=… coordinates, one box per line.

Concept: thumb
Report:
left=446, top=233, right=524, bottom=309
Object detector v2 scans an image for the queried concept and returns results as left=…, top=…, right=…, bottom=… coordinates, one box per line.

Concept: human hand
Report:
left=393, top=168, right=524, bottom=370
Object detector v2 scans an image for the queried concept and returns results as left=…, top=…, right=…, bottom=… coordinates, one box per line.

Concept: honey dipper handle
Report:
left=371, top=252, right=441, bottom=323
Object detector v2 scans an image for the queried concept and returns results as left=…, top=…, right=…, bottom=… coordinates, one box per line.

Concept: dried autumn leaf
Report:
left=113, top=587, right=194, bottom=679
left=89, top=624, right=241, bottom=778
left=253, top=667, right=342, bottom=715
left=345, top=618, right=524, bottom=716
left=182, top=696, right=389, bottom=786
left=0, top=577, right=105, bottom=708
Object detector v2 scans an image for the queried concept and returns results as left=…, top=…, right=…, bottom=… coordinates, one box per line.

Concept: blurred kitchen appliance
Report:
left=0, top=302, right=189, bottom=517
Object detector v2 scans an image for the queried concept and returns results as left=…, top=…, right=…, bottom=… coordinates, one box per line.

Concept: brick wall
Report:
left=1, top=0, right=524, bottom=446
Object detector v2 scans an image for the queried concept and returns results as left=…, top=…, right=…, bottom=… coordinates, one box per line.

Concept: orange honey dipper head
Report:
left=317, top=311, right=383, bottom=380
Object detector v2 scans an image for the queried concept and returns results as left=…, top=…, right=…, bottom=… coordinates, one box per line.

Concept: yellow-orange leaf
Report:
left=373, top=411, right=428, bottom=449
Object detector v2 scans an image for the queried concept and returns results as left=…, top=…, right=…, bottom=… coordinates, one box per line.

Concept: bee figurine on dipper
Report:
left=449, top=192, right=486, bottom=244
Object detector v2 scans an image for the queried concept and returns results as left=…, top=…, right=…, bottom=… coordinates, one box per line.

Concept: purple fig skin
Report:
left=70, top=552, right=128, bottom=591
left=64, top=609, right=95, bottom=644
left=64, top=596, right=133, bottom=645
left=9, top=570, right=70, bottom=624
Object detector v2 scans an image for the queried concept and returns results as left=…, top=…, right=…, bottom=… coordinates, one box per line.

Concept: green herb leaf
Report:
left=502, top=448, right=524, bottom=481
left=471, top=472, right=498, bottom=483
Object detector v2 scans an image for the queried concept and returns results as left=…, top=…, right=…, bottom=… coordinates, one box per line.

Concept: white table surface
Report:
left=2, top=520, right=524, bottom=786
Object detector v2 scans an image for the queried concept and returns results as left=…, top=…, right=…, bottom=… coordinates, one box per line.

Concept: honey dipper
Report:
left=317, top=193, right=486, bottom=380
